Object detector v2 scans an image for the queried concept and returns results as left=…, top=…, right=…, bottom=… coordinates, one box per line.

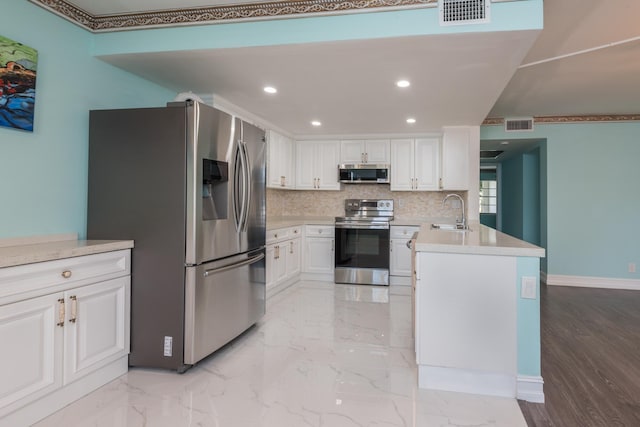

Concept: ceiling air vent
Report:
left=439, top=0, right=491, bottom=26
left=504, top=117, right=534, bottom=132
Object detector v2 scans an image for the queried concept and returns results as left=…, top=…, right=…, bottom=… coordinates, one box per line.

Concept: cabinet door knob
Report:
left=61, top=270, right=72, bottom=279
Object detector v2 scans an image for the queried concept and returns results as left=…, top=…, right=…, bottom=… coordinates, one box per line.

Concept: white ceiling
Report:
left=52, top=0, right=640, bottom=137
left=100, top=31, right=538, bottom=136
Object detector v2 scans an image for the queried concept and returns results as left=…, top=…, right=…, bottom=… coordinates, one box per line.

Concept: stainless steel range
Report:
left=334, top=199, right=394, bottom=286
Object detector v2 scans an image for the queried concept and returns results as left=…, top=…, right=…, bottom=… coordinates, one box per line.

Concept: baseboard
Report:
left=516, top=375, right=545, bottom=403
left=540, top=270, right=548, bottom=284
left=418, top=365, right=516, bottom=398
left=300, top=272, right=334, bottom=282
left=545, top=274, right=640, bottom=291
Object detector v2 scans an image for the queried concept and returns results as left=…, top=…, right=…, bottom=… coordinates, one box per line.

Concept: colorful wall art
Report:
left=0, top=35, right=38, bottom=132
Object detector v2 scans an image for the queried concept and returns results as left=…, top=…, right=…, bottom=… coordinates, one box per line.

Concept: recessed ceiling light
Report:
left=406, top=118, right=416, bottom=124
left=311, top=120, right=322, bottom=127
left=500, top=141, right=510, bottom=145
left=263, top=86, right=277, bottom=94
left=396, top=80, right=410, bottom=88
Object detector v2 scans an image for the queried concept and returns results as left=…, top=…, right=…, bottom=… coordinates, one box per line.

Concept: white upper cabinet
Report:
left=267, top=130, right=295, bottom=189
left=440, top=126, right=471, bottom=191
left=340, top=139, right=390, bottom=164
left=295, top=140, right=340, bottom=190
left=390, top=138, right=439, bottom=191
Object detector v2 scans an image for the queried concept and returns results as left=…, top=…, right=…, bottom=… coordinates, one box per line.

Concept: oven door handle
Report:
left=334, top=222, right=389, bottom=230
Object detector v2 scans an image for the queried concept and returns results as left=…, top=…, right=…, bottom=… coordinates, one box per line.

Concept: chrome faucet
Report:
left=442, top=194, right=466, bottom=229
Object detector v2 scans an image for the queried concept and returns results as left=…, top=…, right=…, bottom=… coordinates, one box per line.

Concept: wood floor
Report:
left=519, top=284, right=640, bottom=427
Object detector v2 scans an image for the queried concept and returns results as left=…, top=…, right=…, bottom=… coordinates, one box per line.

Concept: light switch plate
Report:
left=521, top=276, right=537, bottom=299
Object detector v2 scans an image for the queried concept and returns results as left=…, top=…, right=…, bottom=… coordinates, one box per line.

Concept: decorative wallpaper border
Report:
left=483, top=115, right=640, bottom=125
left=30, top=0, right=436, bottom=32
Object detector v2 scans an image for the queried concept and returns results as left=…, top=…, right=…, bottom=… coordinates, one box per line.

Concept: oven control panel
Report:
left=344, top=199, right=394, bottom=213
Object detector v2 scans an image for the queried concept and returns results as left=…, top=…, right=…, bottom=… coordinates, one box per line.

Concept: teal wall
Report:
left=517, top=256, right=541, bottom=377
left=499, top=148, right=541, bottom=247
left=0, top=2, right=175, bottom=239
left=482, top=123, right=640, bottom=280
left=522, top=149, right=540, bottom=246
left=501, top=155, right=525, bottom=239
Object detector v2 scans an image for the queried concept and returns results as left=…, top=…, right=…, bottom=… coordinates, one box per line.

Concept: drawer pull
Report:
left=57, top=298, right=65, bottom=327
left=61, top=270, right=72, bottom=279
left=69, top=295, right=77, bottom=323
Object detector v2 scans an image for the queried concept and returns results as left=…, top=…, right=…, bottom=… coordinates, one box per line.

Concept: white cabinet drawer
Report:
left=304, top=225, right=334, bottom=238
left=266, top=226, right=301, bottom=244
left=0, top=250, right=131, bottom=303
left=390, top=226, right=420, bottom=239
left=267, top=228, right=290, bottom=244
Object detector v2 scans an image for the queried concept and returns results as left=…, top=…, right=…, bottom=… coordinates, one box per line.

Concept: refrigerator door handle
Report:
left=233, top=142, right=243, bottom=231
left=237, top=139, right=249, bottom=233
left=203, top=252, right=265, bottom=277
left=240, top=141, right=252, bottom=232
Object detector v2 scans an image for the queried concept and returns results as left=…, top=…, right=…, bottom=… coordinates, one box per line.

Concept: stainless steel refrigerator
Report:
left=87, top=100, right=266, bottom=372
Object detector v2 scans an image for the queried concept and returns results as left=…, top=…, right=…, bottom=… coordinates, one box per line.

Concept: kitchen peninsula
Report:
left=413, top=223, right=545, bottom=403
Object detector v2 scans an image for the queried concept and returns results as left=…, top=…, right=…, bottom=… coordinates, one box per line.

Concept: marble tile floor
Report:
left=35, top=281, right=527, bottom=427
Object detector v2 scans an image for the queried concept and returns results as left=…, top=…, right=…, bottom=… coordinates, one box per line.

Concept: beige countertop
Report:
left=0, top=235, right=134, bottom=268
left=267, top=216, right=335, bottom=230
left=268, top=216, right=445, bottom=229
left=415, top=223, right=545, bottom=258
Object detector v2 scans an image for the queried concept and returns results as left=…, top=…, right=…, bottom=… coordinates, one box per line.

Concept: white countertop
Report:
left=415, top=223, right=545, bottom=258
left=0, top=237, right=134, bottom=268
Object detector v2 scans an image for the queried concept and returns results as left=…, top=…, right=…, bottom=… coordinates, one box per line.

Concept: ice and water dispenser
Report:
left=202, top=158, right=228, bottom=220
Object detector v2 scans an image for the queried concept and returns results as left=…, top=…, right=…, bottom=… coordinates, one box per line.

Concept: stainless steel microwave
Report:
left=338, top=164, right=390, bottom=183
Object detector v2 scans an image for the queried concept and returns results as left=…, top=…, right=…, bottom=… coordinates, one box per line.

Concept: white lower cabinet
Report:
left=63, top=277, right=129, bottom=385
left=302, top=225, right=335, bottom=280
left=390, top=226, right=419, bottom=286
left=266, top=226, right=301, bottom=296
left=285, top=238, right=301, bottom=279
left=0, top=293, right=62, bottom=416
left=0, top=249, right=131, bottom=426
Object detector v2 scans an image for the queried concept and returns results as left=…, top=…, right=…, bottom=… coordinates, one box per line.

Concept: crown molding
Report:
left=483, top=114, right=640, bottom=125
left=30, top=0, right=436, bottom=32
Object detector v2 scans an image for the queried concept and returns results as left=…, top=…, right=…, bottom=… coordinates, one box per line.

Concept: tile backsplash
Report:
left=267, top=185, right=466, bottom=218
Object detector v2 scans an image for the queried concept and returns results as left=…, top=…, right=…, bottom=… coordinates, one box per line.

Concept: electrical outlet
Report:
left=629, top=263, right=637, bottom=273
left=163, top=336, right=173, bottom=357
left=521, top=276, right=537, bottom=299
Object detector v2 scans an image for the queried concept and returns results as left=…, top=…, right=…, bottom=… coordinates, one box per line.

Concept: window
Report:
left=479, top=180, right=497, bottom=214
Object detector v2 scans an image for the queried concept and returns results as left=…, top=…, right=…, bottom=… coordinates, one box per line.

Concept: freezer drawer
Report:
left=184, top=249, right=265, bottom=365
